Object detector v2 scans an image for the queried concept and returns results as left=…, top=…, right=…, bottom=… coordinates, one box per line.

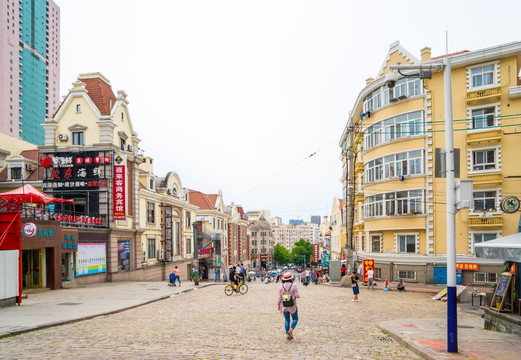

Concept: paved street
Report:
left=0, top=281, right=482, bottom=360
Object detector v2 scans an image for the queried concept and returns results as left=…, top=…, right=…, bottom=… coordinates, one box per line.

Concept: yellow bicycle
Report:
left=225, top=280, right=248, bottom=295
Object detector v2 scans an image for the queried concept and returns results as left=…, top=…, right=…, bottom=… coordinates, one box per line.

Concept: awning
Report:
left=475, top=232, right=521, bottom=262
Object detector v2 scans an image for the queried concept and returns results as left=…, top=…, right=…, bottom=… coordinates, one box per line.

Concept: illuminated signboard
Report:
left=113, top=155, right=126, bottom=220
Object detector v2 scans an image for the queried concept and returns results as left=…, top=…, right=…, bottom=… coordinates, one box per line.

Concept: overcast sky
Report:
left=54, top=0, right=519, bottom=223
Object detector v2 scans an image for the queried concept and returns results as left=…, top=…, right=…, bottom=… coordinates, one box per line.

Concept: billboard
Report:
left=113, top=155, right=126, bottom=220
left=76, top=243, right=107, bottom=276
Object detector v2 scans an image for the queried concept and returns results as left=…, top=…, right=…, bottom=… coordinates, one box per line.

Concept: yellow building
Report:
left=340, top=41, right=521, bottom=285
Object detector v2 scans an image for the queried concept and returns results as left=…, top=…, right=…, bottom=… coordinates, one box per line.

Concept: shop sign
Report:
left=314, top=243, right=318, bottom=262
left=501, top=196, right=520, bottom=214
left=76, top=243, right=107, bottom=276
left=363, top=259, right=374, bottom=283
left=62, top=242, right=77, bottom=250
left=456, top=263, right=479, bottom=271
left=323, top=252, right=330, bottom=266
left=113, top=155, right=126, bottom=220
left=200, top=248, right=214, bottom=256
left=22, top=222, right=37, bottom=237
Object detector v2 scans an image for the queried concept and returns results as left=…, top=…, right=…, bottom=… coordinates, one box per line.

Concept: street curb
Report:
left=0, top=283, right=218, bottom=339
left=377, top=324, right=439, bottom=360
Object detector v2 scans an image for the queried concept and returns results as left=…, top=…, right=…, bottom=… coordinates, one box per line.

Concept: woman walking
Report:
left=277, top=272, right=300, bottom=340
left=350, top=270, right=360, bottom=301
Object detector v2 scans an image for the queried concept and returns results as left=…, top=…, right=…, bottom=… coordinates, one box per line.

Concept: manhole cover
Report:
left=374, top=336, right=394, bottom=343
left=57, top=302, right=81, bottom=306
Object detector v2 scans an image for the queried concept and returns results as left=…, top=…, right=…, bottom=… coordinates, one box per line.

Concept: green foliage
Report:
left=273, top=243, right=290, bottom=266
left=291, top=239, right=314, bottom=266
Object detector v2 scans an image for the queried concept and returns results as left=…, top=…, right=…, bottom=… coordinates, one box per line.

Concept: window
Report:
left=471, top=108, right=495, bottom=129
left=473, top=191, right=497, bottom=212
left=76, top=104, right=81, bottom=112
left=148, top=239, right=155, bottom=259
left=374, top=268, right=382, bottom=280
left=471, top=65, right=495, bottom=88
left=363, top=78, right=422, bottom=112
left=146, top=202, right=155, bottom=223
left=365, top=190, right=424, bottom=218
left=10, top=167, right=22, bottom=180
left=397, top=270, right=416, bottom=280
left=472, top=149, right=496, bottom=171
left=185, top=211, right=191, bottom=228
left=398, top=235, right=416, bottom=253
left=365, top=150, right=423, bottom=183
left=72, top=132, right=83, bottom=145
left=149, top=178, right=154, bottom=190
left=472, top=233, right=498, bottom=253
left=175, top=222, right=180, bottom=255
left=474, top=272, right=497, bottom=283
left=371, top=235, right=381, bottom=253
left=185, top=237, right=192, bottom=254
left=120, top=138, right=126, bottom=151
left=364, top=111, right=424, bottom=150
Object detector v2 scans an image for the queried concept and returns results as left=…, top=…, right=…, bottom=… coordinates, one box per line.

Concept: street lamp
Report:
left=389, top=58, right=457, bottom=353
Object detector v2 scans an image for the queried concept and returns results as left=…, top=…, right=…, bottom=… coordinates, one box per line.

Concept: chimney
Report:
left=365, top=78, right=374, bottom=85
left=421, top=47, right=432, bottom=62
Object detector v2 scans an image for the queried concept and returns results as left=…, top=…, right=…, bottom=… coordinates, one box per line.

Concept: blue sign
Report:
left=323, top=253, right=330, bottom=266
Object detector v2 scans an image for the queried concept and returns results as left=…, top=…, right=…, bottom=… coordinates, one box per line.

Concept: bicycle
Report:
left=224, top=280, right=248, bottom=295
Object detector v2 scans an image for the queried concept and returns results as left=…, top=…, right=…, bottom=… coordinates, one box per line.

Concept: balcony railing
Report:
left=467, top=86, right=501, bottom=103
left=468, top=172, right=502, bottom=186
left=467, top=129, right=502, bottom=144
left=468, top=215, right=503, bottom=228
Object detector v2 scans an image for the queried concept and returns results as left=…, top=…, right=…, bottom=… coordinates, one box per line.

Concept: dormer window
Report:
left=149, top=178, right=154, bottom=190
left=76, top=104, right=81, bottom=112
left=172, top=186, right=178, bottom=196
left=72, top=131, right=83, bottom=145
left=118, top=131, right=129, bottom=151
left=10, top=166, right=22, bottom=180
left=120, top=138, right=126, bottom=151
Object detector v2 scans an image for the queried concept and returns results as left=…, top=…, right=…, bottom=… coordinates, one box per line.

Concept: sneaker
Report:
left=351, top=299, right=355, bottom=302
left=355, top=299, right=359, bottom=302
left=287, top=329, right=293, bottom=340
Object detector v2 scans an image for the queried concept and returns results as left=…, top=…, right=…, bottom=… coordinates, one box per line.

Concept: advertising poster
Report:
left=314, top=243, right=318, bottom=262
left=363, top=259, right=374, bottom=284
left=113, top=155, right=126, bottom=220
left=76, top=243, right=106, bottom=276
left=323, top=252, right=330, bottom=266
left=118, top=240, right=130, bottom=271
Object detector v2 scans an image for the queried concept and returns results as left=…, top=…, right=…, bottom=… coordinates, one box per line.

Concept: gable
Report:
left=377, top=41, right=420, bottom=78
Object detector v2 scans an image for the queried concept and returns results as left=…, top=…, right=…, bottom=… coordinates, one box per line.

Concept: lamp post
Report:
left=193, top=222, right=199, bottom=286
left=389, top=58, right=457, bottom=353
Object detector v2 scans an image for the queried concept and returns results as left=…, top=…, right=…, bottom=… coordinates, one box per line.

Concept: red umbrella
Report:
left=0, top=184, right=74, bottom=205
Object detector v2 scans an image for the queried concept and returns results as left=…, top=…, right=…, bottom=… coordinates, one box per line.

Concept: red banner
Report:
left=113, top=155, right=126, bottom=220
left=314, top=243, right=318, bottom=262
left=363, top=259, right=374, bottom=283
left=456, top=263, right=479, bottom=271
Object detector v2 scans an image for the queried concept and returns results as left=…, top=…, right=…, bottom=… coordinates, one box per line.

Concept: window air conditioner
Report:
left=142, top=250, right=147, bottom=263
left=58, top=133, right=68, bottom=141
left=157, top=249, right=165, bottom=260
left=25, top=164, right=35, bottom=171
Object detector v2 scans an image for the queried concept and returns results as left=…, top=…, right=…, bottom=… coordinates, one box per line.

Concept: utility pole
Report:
left=193, top=222, right=199, bottom=286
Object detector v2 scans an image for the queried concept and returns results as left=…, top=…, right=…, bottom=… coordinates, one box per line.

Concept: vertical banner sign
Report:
left=314, top=243, right=318, bottom=262
left=113, top=155, right=126, bottom=220
left=363, top=259, right=374, bottom=284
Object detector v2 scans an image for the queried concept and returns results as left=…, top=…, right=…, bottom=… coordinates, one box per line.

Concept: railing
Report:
left=468, top=172, right=502, bottom=185
left=468, top=216, right=503, bottom=227
left=467, top=129, right=502, bottom=144
left=467, top=86, right=501, bottom=102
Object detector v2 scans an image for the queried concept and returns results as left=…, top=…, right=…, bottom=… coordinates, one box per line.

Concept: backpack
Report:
left=282, top=284, right=294, bottom=307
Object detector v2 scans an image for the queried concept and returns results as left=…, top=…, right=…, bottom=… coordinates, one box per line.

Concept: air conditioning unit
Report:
left=25, top=163, right=35, bottom=171
left=142, top=250, right=147, bottom=263
left=127, top=144, right=133, bottom=151
left=157, top=249, right=165, bottom=260
left=58, top=133, right=68, bottom=141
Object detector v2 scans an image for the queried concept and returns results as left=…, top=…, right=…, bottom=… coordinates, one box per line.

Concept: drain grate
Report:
left=374, top=336, right=394, bottom=343
left=57, top=302, right=82, bottom=306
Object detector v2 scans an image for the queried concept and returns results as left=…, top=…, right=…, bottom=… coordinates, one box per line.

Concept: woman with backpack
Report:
left=277, top=272, right=300, bottom=340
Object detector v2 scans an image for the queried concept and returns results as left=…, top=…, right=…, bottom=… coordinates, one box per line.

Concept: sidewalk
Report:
left=0, top=280, right=215, bottom=339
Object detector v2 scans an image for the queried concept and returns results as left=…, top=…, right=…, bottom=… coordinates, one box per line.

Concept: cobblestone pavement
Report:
left=0, top=282, right=478, bottom=360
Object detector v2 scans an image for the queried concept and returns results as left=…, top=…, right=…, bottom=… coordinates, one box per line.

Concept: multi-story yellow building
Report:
left=340, top=41, right=521, bottom=286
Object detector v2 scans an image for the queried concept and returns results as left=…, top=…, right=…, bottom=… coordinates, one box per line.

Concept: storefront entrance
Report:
left=62, top=252, right=75, bottom=285
left=22, top=249, right=43, bottom=288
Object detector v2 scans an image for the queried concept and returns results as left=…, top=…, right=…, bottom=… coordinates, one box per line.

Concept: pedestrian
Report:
left=277, top=272, right=300, bottom=340
left=383, top=278, right=390, bottom=291
left=305, top=268, right=310, bottom=284
left=397, top=279, right=406, bottom=292
left=341, top=263, right=347, bottom=277
left=190, top=268, right=195, bottom=282
left=349, top=270, right=360, bottom=301
left=173, top=266, right=181, bottom=286
left=367, top=267, right=374, bottom=290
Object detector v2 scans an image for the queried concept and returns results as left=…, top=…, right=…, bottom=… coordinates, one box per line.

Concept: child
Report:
left=383, top=279, right=390, bottom=291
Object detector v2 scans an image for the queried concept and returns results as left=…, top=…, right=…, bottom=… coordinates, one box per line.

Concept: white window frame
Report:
left=470, top=231, right=500, bottom=254
left=471, top=188, right=500, bottom=214
left=467, top=103, right=499, bottom=130
left=468, top=62, right=498, bottom=90
left=72, top=131, right=84, bottom=146
left=371, top=234, right=382, bottom=253
left=468, top=146, right=500, bottom=174
left=365, top=149, right=423, bottom=184
left=397, top=270, right=416, bottom=280
left=365, top=190, right=424, bottom=218
left=473, top=272, right=497, bottom=283
left=395, top=233, right=419, bottom=254
left=364, top=110, right=424, bottom=150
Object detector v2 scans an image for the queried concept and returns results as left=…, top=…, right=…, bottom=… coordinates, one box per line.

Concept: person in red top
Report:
left=173, top=266, right=181, bottom=286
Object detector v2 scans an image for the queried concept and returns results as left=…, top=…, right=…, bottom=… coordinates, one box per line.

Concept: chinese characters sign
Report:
left=456, top=263, right=479, bottom=271
left=113, top=155, right=126, bottom=220
left=363, top=259, right=374, bottom=284
left=76, top=243, right=106, bottom=276
left=314, top=243, right=318, bottom=262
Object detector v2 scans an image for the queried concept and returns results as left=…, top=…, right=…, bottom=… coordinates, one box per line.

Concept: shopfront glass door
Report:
left=28, top=250, right=43, bottom=288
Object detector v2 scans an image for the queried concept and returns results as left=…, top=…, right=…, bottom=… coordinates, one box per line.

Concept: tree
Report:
left=273, top=243, right=290, bottom=266
left=291, top=239, right=314, bottom=266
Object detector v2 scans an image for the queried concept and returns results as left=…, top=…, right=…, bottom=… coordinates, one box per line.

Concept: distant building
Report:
left=246, top=210, right=271, bottom=222
left=0, top=0, right=60, bottom=144
left=289, top=219, right=304, bottom=225
left=311, top=215, right=321, bottom=226
left=270, top=216, right=282, bottom=227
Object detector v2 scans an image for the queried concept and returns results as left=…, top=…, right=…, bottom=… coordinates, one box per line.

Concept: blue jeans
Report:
left=283, top=309, right=298, bottom=333
left=174, top=275, right=181, bottom=285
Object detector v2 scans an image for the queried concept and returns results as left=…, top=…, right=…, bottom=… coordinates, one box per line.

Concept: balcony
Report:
left=467, top=129, right=502, bottom=145
left=467, top=86, right=501, bottom=104
left=468, top=172, right=502, bottom=187
left=355, top=162, right=364, bottom=174
left=468, top=215, right=503, bottom=228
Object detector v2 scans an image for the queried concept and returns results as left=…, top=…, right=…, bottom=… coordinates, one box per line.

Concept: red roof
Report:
left=431, top=50, right=470, bottom=60
left=81, top=77, right=116, bottom=116
left=187, top=190, right=214, bottom=210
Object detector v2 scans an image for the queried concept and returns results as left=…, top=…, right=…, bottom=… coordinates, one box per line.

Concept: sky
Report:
left=54, top=0, right=520, bottom=223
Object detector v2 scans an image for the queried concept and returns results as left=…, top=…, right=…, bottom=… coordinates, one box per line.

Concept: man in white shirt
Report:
left=367, top=267, right=375, bottom=290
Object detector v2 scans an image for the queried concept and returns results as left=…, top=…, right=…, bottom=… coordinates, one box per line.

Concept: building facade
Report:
left=340, top=41, right=521, bottom=285
left=249, top=216, right=274, bottom=269
left=225, top=203, right=250, bottom=269
left=0, top=0, right=60, bottom=144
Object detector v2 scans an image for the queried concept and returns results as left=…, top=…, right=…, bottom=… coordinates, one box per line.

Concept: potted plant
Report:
left=496, top=297, right=502, bottom=309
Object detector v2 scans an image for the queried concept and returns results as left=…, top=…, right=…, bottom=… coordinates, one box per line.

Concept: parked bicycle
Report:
left=224, top=280, right=248, bottom=295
